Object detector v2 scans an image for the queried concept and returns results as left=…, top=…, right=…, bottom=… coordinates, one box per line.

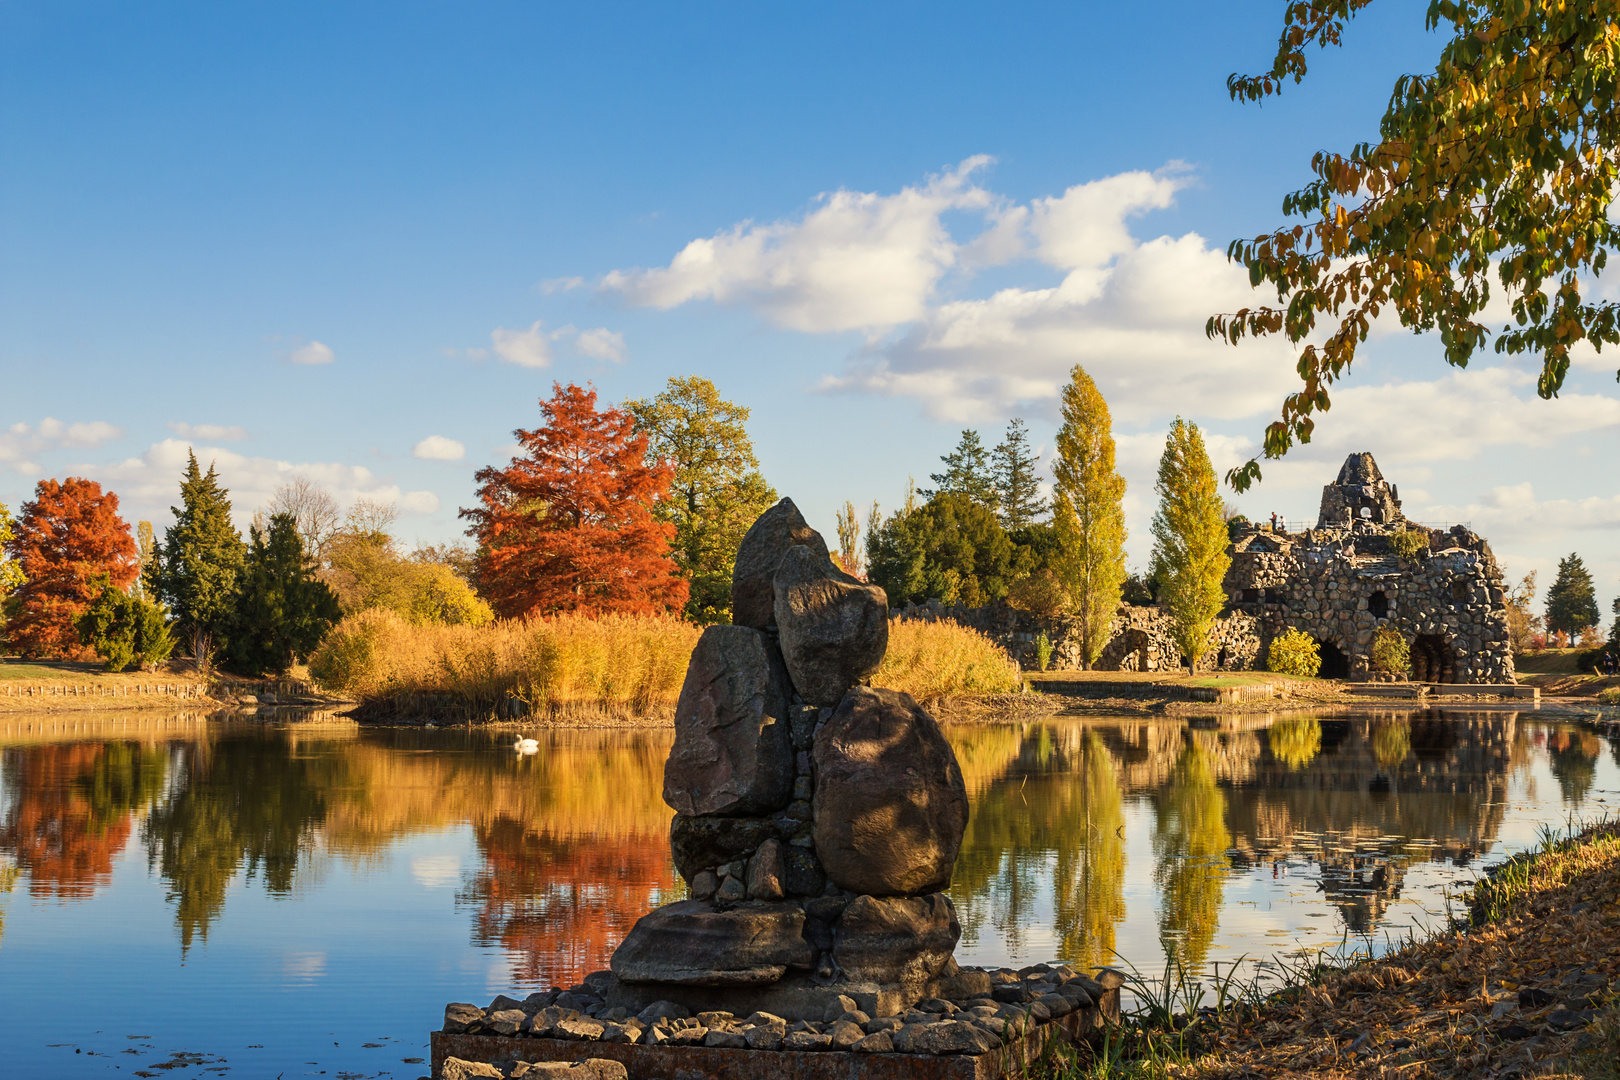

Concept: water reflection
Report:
left=0, top=709, right=1613, bottom=994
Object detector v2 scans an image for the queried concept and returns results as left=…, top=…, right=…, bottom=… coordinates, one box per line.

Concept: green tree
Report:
left=1051, top=365, right=1128, bottom=668
left=926, top=430, right=999, bottom=510
left=626, top=376, right=778, bottom=623
left=0, top=501, right=22, bottom=604
left=992, top=419, right=1048, bottom=530
left=76, top=583, right=175, bottom=672
left=834, top=500, right=864, bottom=578
left=1609, top=596, right=1619, bottom=653
left=1211, top=1, right=1620, bottom=490
left=866, top=493, right=1013, bottom=608
left=1545, top=553, right=1600, bottom=643
left=226, top=513, right=342, bottom=676
left=1150, top=419, right=1230, bottom=673
left=155, top=452, right=245, bottom=649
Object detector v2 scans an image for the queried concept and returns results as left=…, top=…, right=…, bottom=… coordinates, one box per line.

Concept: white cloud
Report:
left=601, top=157, right=999, bottom=333
left=289, top=341, right=335, bottom=365
left=0, top=417, right=123, bottom=471
left=400, top=491, right=441, bottom=514
left=491, top=321, right=553, bottom=368
left=575, top=328, right=627, bottom=363
left=412, top=435, right=466, bottom=461
left=168, top=421, right=248, bottom=442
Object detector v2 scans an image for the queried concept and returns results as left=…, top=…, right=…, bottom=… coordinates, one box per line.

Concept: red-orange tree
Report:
left=462, top=383, right=688, bottom=618
left=3, top=477, right=139, bottom=659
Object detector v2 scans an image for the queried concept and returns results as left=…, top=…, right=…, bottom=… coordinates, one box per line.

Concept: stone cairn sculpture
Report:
left=604, top=497, right=979, bottom=1020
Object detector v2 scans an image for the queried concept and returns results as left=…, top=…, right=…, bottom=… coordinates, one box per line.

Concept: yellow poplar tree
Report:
left=1051, top=365, right=1127, bottom=668
left=1150, top=419, right=1230, bottom=673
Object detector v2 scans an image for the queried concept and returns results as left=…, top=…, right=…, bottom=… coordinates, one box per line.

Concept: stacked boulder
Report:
left=606, top=498, right=976, bottom=1019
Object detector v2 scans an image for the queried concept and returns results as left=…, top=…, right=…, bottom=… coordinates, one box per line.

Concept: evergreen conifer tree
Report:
left=1545, top=553, right=1600, bottom=643
left=1149, top=419, right=1230, bottom=673
left=1051, top=366, right=1128, bottom=668
left=227, top=513, right=342, bottom=676
left=156, top=452, right=246, bottom=648
left=992, top=419, right=1048, bottom=530
left=926, top=430, right=999, bottom=510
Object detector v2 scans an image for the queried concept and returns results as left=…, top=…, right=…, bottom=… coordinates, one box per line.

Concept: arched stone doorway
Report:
left=1411, top=634, right=1457, bottom=683
left=1121, top=628, right=1151, bottom=671
left=1368, top=590, right=1389, bottom=618
left=1317, top=639, right=1350, bottom=679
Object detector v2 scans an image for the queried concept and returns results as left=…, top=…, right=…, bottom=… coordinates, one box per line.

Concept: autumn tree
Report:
left=1149, top=420, right=1230, bottom=673
left=926, top=430, right=999, bottom=510
left=1504, top=571, right=1541, bottom=654
left=155, top=452, right=245, bottom=650
left=1211, top=1, right=1620, bottom=489
left=226, top=513, right=343, bottom=676
left=2, top=478, right=139, bottom=659
left=992, top=419, right=1048, bottom=530
left=464, top=382, right=687, bottom=618
left=834, top=500, right=864, bottom=579
left=1545, top=553, right=1599, bottom=645
left=1051, top=366, right=1128, bottom=668
left=323, top=500, right=491, bottom=626
left=626, top=376, right=776, bottom=622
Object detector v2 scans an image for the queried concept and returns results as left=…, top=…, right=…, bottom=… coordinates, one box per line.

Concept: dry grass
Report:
left=309, top=608, right=700, bottom=723
left=874, top=618, right=1024, bottom=701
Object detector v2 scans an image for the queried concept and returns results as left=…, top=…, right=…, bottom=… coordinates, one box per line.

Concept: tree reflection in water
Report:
left=1152, top=741, right=1232, bottom=971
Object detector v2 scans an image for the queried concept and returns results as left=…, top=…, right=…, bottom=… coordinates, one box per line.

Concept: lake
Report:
left=1, top=708, right=1614, bottom=1079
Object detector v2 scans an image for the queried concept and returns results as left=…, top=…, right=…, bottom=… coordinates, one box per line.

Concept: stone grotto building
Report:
left=905, top=453, right=1516, bottom=684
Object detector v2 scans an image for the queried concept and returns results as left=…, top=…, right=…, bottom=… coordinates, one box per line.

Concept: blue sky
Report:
left=3, top=1, right=1617, bottom=602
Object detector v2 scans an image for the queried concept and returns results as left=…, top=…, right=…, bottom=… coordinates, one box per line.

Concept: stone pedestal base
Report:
left=602, top=968, right=992, bottom=1024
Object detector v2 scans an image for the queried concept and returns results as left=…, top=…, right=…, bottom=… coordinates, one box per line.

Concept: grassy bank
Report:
left=1040, top=819, right=1620, bottom=1079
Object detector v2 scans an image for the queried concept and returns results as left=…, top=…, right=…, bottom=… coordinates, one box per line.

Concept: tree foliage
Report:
left=1267, top=627, right=1323, bottom=677
left=992, top=419, right=1048, bottom=529
left=1370, top=625, right=1411, bottom=677
left=866, top=493, right=1014, bottom=608
left=0, top=501, right=23, bottom=602
left=1149, top=420, right=1231, bottom=672
left=263, top=477, right=342, bottom=562
left=3, top=478, right=139, bottom=659
left=1211, top=0, right=1620, bottom=489
left=1546, top=551, right=1600, bottom=639
left=226, top=513, right=343, bottom=676
left=834, top=500, right=864, bottom=579
left=626, top=376, right=777, bottom=622
left=1504, top=570, right=1541, bottom=652
left=76, top=584, right=175, bottom=672
left=1051, top=365, right=1128, bottom=668
left=926, top=429, right=999, bottom=509
left=155, top=452, right=246, bottom=646
left=464, top=382, right=687, bottom=619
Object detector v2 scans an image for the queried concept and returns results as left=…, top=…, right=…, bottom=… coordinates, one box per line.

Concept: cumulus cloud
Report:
left=0, top=418, right=123, bottom=473
left=575, top=328, right=627, bottom=363
left=168, top=421, right=248, bottom=442
left=601, top=157, right=999, bottom=333
left=412, top=435, right=466, bottom=461
left=400, top=490, right=441, bottom=514
left=289, top=341, right=335, bottom=365
left=491, top=321, right=554, bottom=368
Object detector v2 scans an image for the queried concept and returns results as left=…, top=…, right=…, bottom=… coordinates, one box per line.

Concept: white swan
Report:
left=513, top=737, right=539, bottom=755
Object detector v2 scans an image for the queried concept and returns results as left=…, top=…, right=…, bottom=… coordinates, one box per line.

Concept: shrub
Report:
left=76, top=585, right=175, bottom=672
left=874, top=619, right=1023, bottom=699
left=1006, top=570, right=1071, bottom=619
left=1267, top=628, right=1322, bottom=677
left=1370, top=625, right=1410, bottom=677
left=309, top=608, right=700, bottom=720
left=1599, top=687, right=1620, bottom=706
left=1389, top=528, right=1430, bottom=560
left=1034, top=631, right=1053, bottom=672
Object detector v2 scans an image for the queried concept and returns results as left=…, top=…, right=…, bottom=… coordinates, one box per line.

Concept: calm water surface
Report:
left=0, top=708, right=1614, bottom=1079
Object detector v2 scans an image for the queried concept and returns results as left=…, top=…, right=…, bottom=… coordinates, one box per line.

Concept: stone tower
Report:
left=1317, top=451, right=1404, bottom=528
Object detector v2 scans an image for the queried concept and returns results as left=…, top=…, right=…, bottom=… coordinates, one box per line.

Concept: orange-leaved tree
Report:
left=462, top=383, right=688, bottom=618
left=3, top=477, right=139, bottom=659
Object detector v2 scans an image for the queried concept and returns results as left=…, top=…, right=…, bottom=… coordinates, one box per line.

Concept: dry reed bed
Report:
left=311, top=608, right=1023, bottom=724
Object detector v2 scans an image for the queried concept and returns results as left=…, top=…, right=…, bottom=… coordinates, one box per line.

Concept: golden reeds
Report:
left=309, top=608, right=700, bottom=723
left=874, top=618, right=1024, bottom=701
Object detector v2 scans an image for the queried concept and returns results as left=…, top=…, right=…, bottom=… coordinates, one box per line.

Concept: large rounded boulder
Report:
left=772, top=545, right=888, bottom=707
left=811, top=687, right=968, bottom=896
left=663, top=625, right=794, bottom=816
